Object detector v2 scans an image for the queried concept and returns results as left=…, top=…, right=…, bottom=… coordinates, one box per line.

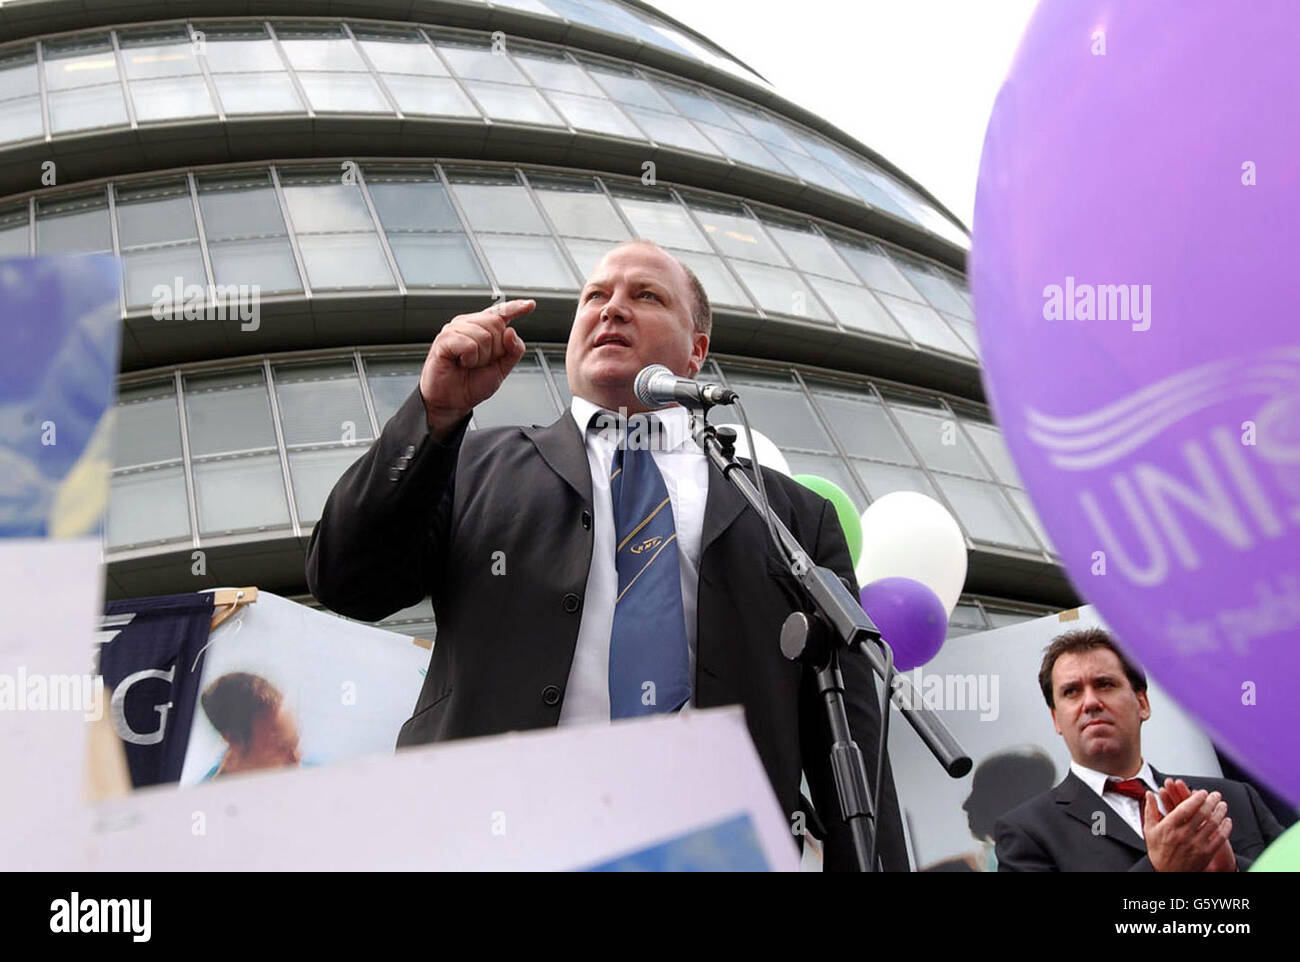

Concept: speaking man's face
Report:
left=566, top=243, right=708, bottom=412
left=1050, top=647, right=1150, bottom=773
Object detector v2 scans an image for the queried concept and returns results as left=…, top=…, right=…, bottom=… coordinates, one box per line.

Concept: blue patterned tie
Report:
left=604, top=413, right=692, bottom=719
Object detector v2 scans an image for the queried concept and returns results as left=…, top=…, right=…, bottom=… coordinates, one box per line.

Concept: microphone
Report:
left=634, top=364, right=738, bottom=409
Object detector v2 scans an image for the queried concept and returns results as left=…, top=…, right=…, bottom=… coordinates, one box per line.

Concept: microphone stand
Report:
left=690, top=413, right=972, bottom=872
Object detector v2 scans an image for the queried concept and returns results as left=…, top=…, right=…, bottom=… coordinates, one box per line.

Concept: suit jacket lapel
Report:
left=524, top=414, right=593, bottom=506
left=700, top=453, right=750, bottom=559
left=1055, top=771, right=1147, bottom=853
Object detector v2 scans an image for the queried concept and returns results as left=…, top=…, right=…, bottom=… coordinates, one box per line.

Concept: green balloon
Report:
left=1249, top=821, right=1300, bottom=871
left=793, top=474, right=862, bottom=567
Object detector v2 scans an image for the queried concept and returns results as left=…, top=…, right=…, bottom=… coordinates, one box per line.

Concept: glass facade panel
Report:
left=851, top=460, right=938, bottom=502
left=296, top=233, right=395, bottom=290
left=718, top=370, right=832, bottom=451
left=463, top=81, right=562, bottom=125
left=388, top=234, right=486, bottom=287
left=193, top=455, right=290, bottom=534
left=296, top=71, right=389, bottom=113
left=933, top=475, right=1038, bottom=550
left=113, top=383, right=182, bottom=466
left=477, top=234, right=576, bottom=289
left=728, top=261, right=830, bottom=322
left=200, top=33, right=285, bottom=73
left=107, top=467, right=191, bottom=548
left=129, top=75, right=216, bottom=121
left=834, top=241, right=921, bottom=300
left=0, top=208, right=30, bottom=256
left=436, top=43, right=527, bottom=84
left=274, top=362, right=373, bottom=446
left=963, top=421, right=1022, bottom=487
left=889, top=404, right=990, bottom=478
left=546, top=90, right=640, bottom=137
left=622, top=106, right=719, bottom=154
left=35, top=194, right=111, bottom=254
left=364, top=357, right=422, bottom=425
left=671, top=249, right=750, bottom=309
left=809, top=390, right=915, bottom=463
left=783, top=451, right=865, bottom=504
left=183, top=369, right=277, bottom=456
left=43, top=38, right=119, bottom=90
left=473, top=356, right=557, bottom=427
left=48, top=84, right=128, bottom=133
left=530, top=178, right=628, bottom=240
left=611, top=190, right=710, bottom=251
left=585, top=65, right=673, bottom=111
left=211, top=72, right=303, bottom=113
left=0, top=96, right=43, bottom=143
left=515, top=52, right=601, bottom=96
left=357, top=36, right=445, bottom=76
left=280, top=177, right=374, bottom=233
left=765, top=223, right=856, bottom=282
left=118, top=31, right=201, bottom=79
left=448, top=176, right=548, bottom=234
left=290, top=448, right=364, bottom=525
left=122, top=245, right=207, bottom=308
left=807, top=277, right=906, bottom=339
left=877, top=293, right=973, bottom=357
left=688, top=203, right=787, bottom=266
left=381, top=74, right=475, bottom=116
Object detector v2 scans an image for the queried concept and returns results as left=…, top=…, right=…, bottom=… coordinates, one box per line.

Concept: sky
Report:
left=650, top=0, right=1039, bottom=230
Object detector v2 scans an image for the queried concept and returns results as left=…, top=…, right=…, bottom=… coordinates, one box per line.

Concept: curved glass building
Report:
left=0, top=0, right=1078, bottom=635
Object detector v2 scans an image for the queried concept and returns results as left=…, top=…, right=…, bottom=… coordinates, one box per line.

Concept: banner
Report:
left=97, top=593, right=214, bottom=787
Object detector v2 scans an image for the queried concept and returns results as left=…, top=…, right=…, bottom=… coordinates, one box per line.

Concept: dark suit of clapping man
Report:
left=995, top=627, right=1285, bottom=871
left=307, top=239, right=908, bottom=871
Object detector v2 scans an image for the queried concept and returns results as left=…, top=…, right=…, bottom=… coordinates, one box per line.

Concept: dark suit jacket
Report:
left=306, top=387, right=908, bottom=871
left=994, top=767, right=1285, bottom=871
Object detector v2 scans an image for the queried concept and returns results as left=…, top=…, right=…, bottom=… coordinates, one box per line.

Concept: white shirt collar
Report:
left=1071, top=758, right=1157, bottom=799
left=569, top=395, right=698, bottom=454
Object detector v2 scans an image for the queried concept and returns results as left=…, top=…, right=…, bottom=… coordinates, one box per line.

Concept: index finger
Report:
left=482, top=298, right=536, bottom=326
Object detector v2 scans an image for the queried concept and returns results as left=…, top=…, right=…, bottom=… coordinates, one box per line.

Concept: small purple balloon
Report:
left=859, top=577, right=948, bottom=671
left=973, top=2, right=1300, bottom=803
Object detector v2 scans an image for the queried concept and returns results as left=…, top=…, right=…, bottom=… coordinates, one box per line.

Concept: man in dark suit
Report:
left=995, top=627, right=1284, bottom=871
left=306, top=239, right=907, bottom=871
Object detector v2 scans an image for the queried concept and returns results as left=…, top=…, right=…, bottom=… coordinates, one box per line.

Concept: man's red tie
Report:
left=1106, top=778, right=1149, bottom=801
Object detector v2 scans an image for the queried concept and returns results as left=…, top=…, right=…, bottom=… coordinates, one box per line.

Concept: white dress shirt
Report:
left=1071, top=759, right=1166, bottom=840
left=558, top=396, right=709, bottom=726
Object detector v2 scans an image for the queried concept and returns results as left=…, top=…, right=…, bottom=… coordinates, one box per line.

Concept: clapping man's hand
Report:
left=1142, top=780, right=1235, bottom=872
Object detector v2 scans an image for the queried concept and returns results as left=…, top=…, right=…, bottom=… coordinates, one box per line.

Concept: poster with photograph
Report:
left=179, top=591, right=431, bottom=784
left=887, top=606, right=1223, bottom=871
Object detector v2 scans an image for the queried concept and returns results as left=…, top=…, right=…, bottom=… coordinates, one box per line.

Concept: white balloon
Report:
left=855, top=491, right=967, bottom=617
left=714, top=423, right=791, bottom=476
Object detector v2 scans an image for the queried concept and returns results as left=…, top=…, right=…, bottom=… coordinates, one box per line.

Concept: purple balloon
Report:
left=859, top=577, right=948, bottom=672
left=972, top=2, right=1300, bottom=803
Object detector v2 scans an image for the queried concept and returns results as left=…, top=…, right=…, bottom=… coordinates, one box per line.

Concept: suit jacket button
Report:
left=388, top=466, right=401, bottom=482
left=542, top=685, right=562, bottom=706
left=404, top=444, right=415, bottom=458
left=561, top=592, right=581, bottom=613
left=580, top=510, right=592, bottom=530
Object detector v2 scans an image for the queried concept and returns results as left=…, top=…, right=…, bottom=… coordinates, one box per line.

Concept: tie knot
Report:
left=588, top=410, right=665, bottom=449
left=1106, top=777, right=1149, bottom=802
